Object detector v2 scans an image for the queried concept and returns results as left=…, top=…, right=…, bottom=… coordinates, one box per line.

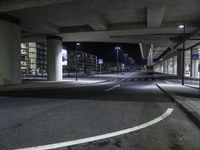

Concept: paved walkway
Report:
left=0, top=78, right=108, bottom=92
left=167, top=79, right=200, bottom=89
left=94, top=72, right=136, bottom=79
left=157, top=81, right=200, bottom=127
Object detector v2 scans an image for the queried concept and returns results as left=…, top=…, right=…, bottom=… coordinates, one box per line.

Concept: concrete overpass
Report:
left=0, top=0, right=200, bottom=85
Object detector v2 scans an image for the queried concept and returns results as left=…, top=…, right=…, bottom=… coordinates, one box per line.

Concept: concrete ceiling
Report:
left=0, top=0, right=200, bottom=59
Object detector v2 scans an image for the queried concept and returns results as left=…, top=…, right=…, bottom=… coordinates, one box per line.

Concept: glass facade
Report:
left=184, top=50, right=191, bottom=77
left=168, top=58, right=173, bottom=74
left=154, top=49, right=199, bottom=78
left=66, top=51, right=97, bottom=72
left=164, top=60, right=168, bottom=74
left=21, top=44, right=98, bottom=79
left=154, top=55, right=177, bottom=76
left=192, top=48, right=200, bottom=78
left=21, top=42, right=47, bottom=79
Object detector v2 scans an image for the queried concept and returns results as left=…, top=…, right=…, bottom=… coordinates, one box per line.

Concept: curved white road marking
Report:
left=127, top=79, right=131, bottom=82
left=105, top=85, right=120, bottom=92
left=16, top=108, right=173, bottom=150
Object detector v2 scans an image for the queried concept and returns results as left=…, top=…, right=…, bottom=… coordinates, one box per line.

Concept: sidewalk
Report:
left=156, top=81, right=200, bottom=127
left=94, top=72, right=137, bottom=79
left=167, top=79, right=200, bottom=89
left=0, top=78, right=108, bottom=92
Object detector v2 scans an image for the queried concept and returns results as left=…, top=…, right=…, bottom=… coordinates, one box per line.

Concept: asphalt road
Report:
left=0, top=73, right=200, bottom=150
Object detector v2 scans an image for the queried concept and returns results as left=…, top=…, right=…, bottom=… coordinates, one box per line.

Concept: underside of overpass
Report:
left=0, top=0, right=200, bottom=84
left=0, top=0, right=199, bottom=45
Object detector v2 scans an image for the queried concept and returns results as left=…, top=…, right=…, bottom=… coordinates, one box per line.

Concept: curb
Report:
left=184, top=85, right=199, bottom=90
left=156, top=83, right=200, bottom=129
left=0, top=80, right=111, bottom=93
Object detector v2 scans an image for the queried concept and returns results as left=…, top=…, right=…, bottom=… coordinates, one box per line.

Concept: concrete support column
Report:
left=0, top=18, right=21, bottom=85
left=167, top=59, right=169, bottom=74
left=173, top=56, right=177, bottom=75
left=191, top=48, right=199, bottom=78
left=163, top=60, right=168, bottom=74
left=172, top=57, right=175, bottom=74
left=147, top=45, right=153, bottom=66
left=47, top=36, right=63, bottom=81
left=177, top=49, right=184, bottom=77
left=160, top=63, right=164, bottom=73
left=163, top=61, right=166, bottom=73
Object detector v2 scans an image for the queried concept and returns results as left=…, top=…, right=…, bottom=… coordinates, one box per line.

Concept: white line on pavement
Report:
left=15, top=108, right=173, bottom=150
left=104, top=85, right=120, bottom=92
left=127, top=79, right=131, bottom=82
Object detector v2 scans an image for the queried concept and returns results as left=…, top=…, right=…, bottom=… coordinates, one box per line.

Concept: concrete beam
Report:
left=147, top=44, right=154, bottom=66
left=139, top=43, right=144, bottom=59
left=147, top=6, right=166, bottom=28
left=0, top=0, right=76, bottom=12
left=8, top=13, right=61, bottom=34
left=140, top=44, right=151, bottom=59
left=22, top=20, right=60, bottom=34
left=174, top=28, right=200, bottom=50
left=86, top=13, right=107, bottom=31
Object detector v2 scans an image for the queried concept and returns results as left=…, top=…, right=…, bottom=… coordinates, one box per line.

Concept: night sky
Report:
left=63, top=42, right=143, bottom=65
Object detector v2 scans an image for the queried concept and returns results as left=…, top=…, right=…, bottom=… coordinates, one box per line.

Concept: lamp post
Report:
left=75, top=43, right=80, bottom=81
left=179, top=24, right=185, bottom=85
left=124, top=53, right=128, bottom=72
left=115, top=46, right=121, bottom=75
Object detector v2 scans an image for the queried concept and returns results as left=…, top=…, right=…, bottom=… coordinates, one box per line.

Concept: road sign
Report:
left=98, top=59, right=103, bottom=80
left=192, top=54, right=199, bottom=60
left=98, top=59, right=104, bottom=65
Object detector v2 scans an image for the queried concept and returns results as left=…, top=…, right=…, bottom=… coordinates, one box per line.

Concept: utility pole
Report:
left=178, top=24, right=186, bottom=85
left=75, top=43, right=80, bottom=81
left=115, top=46, right=121, bottom=75
left=181, top=24, right=185, bottom=85
left=124, top=53, right=128, bottom=73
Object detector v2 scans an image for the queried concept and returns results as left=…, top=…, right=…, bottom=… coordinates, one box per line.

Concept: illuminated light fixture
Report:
left=76, top=43, right=80, bottom=46
left=178, top=24, right=185, bottom=28
left=62, top=49, right=67, bottom=55
left=64, top=60, right=67, bottom=66
left=62, top=60, right=67, bottom=66
left=115, top=46, right=121, bottom=50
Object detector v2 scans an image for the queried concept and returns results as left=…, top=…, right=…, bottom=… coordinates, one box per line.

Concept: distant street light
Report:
left=124, top=53, right=128, bottom=62
left=115, top=46, right=121, bottom=75
left=75, top=43, right=80, bottom=81
left=123, top=53, right=128, bottom=72
left=178, top=24, right=185, bottom=85
left=178, top=25, right=185, bottom=29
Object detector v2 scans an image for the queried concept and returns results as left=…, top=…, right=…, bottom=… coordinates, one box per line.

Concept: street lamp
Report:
left=123, top=53, right=128, bottom=72
left=75, top=42, right=80, bottom=81
left=178, top=25, right=184, bottom=29
left=115, top=46, right=121, bottom=75
left=178, top=24, right=185, bottom=85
